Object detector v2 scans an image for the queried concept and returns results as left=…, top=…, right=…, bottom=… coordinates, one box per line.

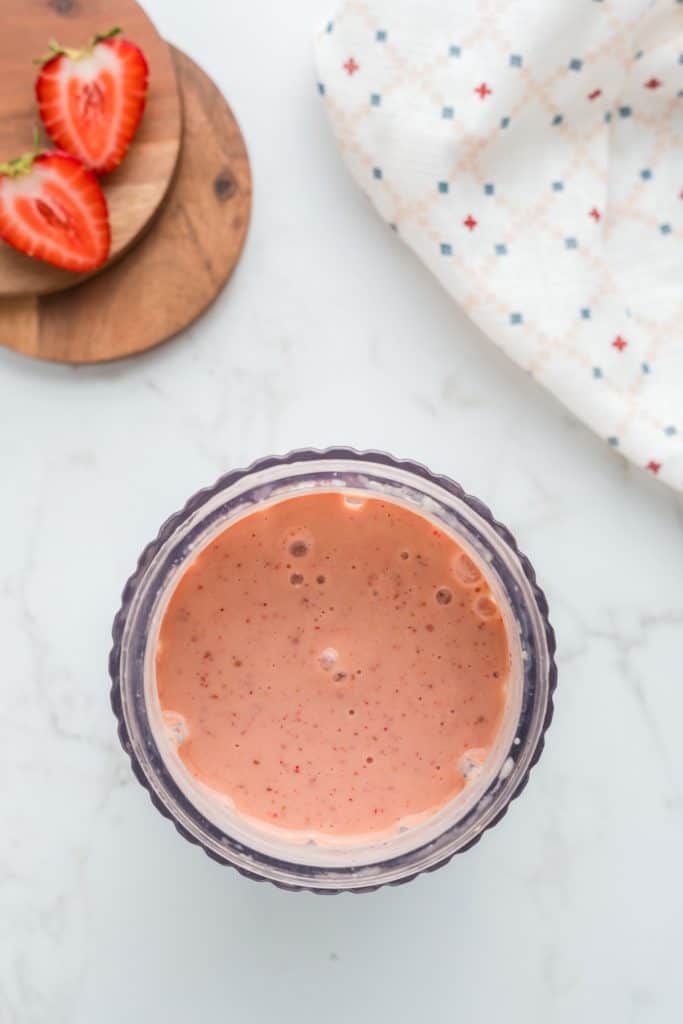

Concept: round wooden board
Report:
left=0, top=0, right=181, bottom=298
left=0, top=48, right=251, bottom=363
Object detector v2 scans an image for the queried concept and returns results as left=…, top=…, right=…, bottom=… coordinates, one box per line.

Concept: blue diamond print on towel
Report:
left=370, top=93, right=381, bottom=107
left=510, top=54, right=522, bottom=67
left=372, top=167, right=382, bottom=180
left=440, top=243, right=452, bottom=256
left=660, top=223, right=672, bottom=235
left=552, top=181, right=564, bottom=191
left=317, top=82, right=325, bottom=96
left=604, top=111, right=612, bottom=123
left=442, top=106, right=454, bottom=119
left=642, top=362, right=651, bottom=374
left=665, top=425, right=678, bottom=436
left=581, top=308, right=591, bottom=319
left=326, top=21, right=334, bottom=33
left=438, top=181, right=449, bottom=194
left=565, top=237, right=578, bottom=249
left=569, top=58, right=583, bottom=71
left=510, top=312, right=523, bottom=325
left=449, top=44, right=461, bottom=57
left=641, top=168, right=652, bottom=180
left=484, top=183, right=495, bottom=195
left=619, top=106, right=632, bottom=118
left=607, top=436, right=619, bottom=446
left=376, top=29, right=387, bottom=42
left=500, top=116, right=510, bottom=128
left=552, top=114, right=563, bottom=125
left=495, top=243, right=508, bottom=255
left=593, top=367, right=603, bottom=379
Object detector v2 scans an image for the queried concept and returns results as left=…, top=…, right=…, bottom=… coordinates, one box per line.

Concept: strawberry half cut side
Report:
left=0, top=149, right=110, bottom=272
left=36, top=27, right=149, bottom=176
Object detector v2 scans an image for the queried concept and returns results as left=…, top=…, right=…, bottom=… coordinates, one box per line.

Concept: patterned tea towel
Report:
left=314, top=0, right=683, bottom=490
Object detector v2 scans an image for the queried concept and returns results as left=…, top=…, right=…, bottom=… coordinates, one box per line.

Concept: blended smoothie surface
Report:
left=155, top=492, right=511, bottom=838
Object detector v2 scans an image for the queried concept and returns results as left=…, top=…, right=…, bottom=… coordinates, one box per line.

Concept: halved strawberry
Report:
left=0, top=148, right=110, bottom=271
left=36, top=27, right=149, bottom=176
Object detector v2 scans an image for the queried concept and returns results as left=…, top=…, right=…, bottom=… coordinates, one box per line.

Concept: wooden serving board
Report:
left=0, top=0, right=181, bottom=298
left=0, top=47, right=251, bottom=363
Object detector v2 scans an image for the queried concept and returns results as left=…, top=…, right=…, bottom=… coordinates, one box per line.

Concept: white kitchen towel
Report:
left=314, top=0, right=683, bottom=490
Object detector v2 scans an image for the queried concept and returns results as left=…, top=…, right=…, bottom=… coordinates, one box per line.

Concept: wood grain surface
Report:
left=0, top=0, right=181, bottom=298
left=0, top=46, right=251, bottom=363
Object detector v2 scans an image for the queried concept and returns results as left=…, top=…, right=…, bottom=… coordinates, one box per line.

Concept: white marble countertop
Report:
left=2, top=1, right=683, bottom=1021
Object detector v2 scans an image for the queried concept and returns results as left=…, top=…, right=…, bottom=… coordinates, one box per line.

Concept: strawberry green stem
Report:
left=0, top=152, right=37, bottom=178
left=34, top=26, right=122, bottom=65
left=0, top=132, right=43, bottom=178
left=93, top=27, right=123, bottom=44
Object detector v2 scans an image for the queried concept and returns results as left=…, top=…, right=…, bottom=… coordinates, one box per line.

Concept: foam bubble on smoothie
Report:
left=343, top=495, right=366, bottom=510
left=474, top=594, right=498, bottom=619
left=453, top=552, right=482, bottom=586
left=319, top=647, right=338, bottom=670
left=285, top=526, right=314, bottom=560
left=459, top=747, right=487, bottom=782
left=163, top=710, right=188, bottom=746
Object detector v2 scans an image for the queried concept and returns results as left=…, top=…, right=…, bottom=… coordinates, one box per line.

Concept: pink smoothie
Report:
left=156, top=492, right=511, bottom=838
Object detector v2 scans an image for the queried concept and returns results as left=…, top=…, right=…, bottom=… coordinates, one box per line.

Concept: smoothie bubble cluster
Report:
left=156, top=492, right=511, bottom=838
